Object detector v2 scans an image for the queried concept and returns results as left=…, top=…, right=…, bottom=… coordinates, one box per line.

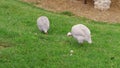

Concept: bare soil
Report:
left=0, top=43, right=9, bottom=49
left=23, top=0, right=120, bottom=23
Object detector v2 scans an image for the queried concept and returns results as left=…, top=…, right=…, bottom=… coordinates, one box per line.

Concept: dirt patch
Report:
left=0, top=42, right=11, bottom=49
left=23, top=0, right=120, bottom=23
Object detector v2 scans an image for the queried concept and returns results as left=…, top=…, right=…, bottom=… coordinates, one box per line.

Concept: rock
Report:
left=94, top=0, right=111, bottom=10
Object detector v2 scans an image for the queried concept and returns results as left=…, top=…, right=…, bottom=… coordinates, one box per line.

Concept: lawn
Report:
left=0, top=0, right=120, bottom=68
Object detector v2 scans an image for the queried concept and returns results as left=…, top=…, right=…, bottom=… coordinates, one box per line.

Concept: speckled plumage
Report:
left=67, top=24, right=92, bottom=44
left=37, top=16, right=50, bottom=34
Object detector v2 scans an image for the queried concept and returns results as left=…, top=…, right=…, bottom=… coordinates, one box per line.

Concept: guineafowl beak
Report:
left=45, top=32, right=48, bottom=34
left=67, top=32, right=72, bottom=36
left=44, top=30, right=48, bottom=34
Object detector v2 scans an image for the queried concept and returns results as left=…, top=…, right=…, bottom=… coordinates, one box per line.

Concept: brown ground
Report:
left=23, top=0, right=120, bottom=23
left=0, top=43, right=10, bottom=49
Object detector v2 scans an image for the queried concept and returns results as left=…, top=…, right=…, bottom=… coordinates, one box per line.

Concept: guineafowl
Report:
left=67, top=24, right=92, bottom=44
left=37, top=16, right=50, bottom=34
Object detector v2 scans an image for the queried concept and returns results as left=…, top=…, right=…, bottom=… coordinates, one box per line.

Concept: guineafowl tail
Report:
left=88, top=38, right=92, bottom=44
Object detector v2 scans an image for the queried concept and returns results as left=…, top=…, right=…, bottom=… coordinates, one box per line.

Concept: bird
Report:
left=37, top=16, right=50, bottom=34
left=67, top=24, right=92, bottom=44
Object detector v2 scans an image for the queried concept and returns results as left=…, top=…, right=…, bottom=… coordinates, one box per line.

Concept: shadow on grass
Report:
left=67, top=39, right=93, bottom=49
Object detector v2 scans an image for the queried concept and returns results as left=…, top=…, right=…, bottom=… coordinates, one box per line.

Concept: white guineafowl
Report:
left=37, top=16, right=50, bottom=34
left=67, top=24, right=92, bottom=44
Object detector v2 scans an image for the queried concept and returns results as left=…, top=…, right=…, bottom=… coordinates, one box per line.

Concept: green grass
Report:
left=60, top=11, right=74, bottom=16
left=0, top=0, right=120, bottom=68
